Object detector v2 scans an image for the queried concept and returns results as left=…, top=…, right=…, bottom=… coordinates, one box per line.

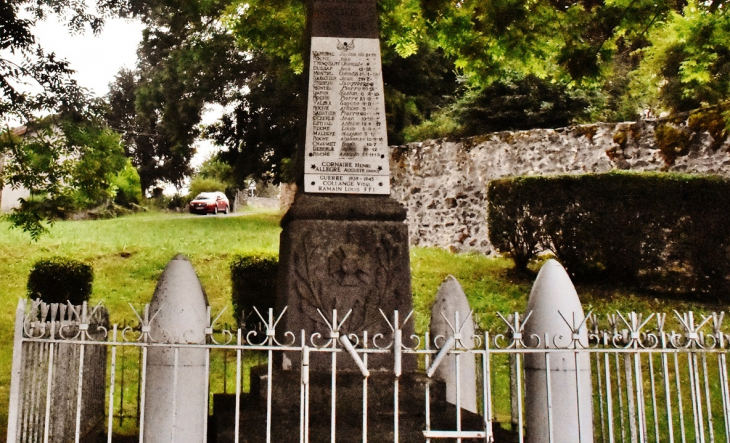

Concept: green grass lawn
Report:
left=0, top=209, right=282, bottom=436
left=0, top=209, right=722, bottom=437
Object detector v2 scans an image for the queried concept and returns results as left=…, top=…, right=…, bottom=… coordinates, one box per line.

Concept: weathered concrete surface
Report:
left=211, top=369, right=498, bottom=443
left=523, top=260, right=593, bottom=443
left=389, top=118, right=730, bottom=254
left=429, top=276, right=477, bottom=413
left=276, top=194, right=415, bottom=370
left=144, top=254, right=209, bottom=443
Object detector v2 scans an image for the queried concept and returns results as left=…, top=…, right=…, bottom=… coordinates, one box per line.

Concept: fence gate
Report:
left=8, top=298, right=730, bottom=443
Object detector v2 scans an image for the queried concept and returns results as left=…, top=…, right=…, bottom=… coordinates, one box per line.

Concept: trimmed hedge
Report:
left=488, top=172, right=730, bottom=295
left=27, top=257, right=93, bottom=304
left=230, top=253, right=278, bottom=330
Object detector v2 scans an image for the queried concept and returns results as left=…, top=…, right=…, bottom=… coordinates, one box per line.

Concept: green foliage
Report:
left=105, top=0, right=246, bottom=192
left=687, top=106, right=729, bottom=149
left=223, top=0, right=306, bottom=73
left=188, top=177, right=228, bottom=201
left=0, top=113, right=127, bottom=239
left=454, top=76, right=589, bottom=135
left=488, top=173, right=730, bottom=296
left=654, top=124, right=691, bottom=165
left=197, top=158, right=234, bottom=184
left=205, top=55, right=305, bottom=186
left=381, top=43, right=459, bottom=144
left=402, top=109, right=462, bottom=142
left=112, top=159, right=143, bottom=207
left=64, top=120, right=127, bottom=209
left=630, top=2, right=730, bottom=114
left=27, top=257, right=93, bottom=305
left=97, top=0, right=730, bottom=184
left=229, top=253, right=279, bottom=329
left=279, top=158, right=297, bottom=184
left=0, top=0, right=132, bottom=122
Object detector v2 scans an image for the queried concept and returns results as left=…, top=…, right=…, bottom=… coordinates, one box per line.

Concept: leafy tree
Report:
left=0, top=0, right=140, bottom=238
left=454, top=76, right=589, bottom=135
left=1, top=0, right=134, bottom=123
left=106, top=68, right=195, bottom=192
left=382, top=43, right=459, bottom=145
left=0, top=111, right=128, bottom=239
left=112, top=158, right=143, bottom=207
left=204, top=0, right=460, bottom=181
left=188, top=177, right=228, bottom=201
left=204, top=54, right=305, bottom=186
left=196, top=158, right=234, bottom=185
left=105, top=0, right=249, bottom=192
left=629, top=1, right=730, bottom=114
left=110, top=0, right=730, bottom=188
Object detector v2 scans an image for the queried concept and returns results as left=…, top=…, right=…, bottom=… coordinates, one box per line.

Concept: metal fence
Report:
left=7, top=298, right=730, bottom=443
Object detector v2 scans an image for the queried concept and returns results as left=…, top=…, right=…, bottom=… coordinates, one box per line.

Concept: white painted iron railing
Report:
left=7, top=298, right=730, bottom=443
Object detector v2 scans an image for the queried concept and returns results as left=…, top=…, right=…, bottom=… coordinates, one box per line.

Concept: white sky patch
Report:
left=10, top=15, right=234, bottom=196
left=32, top=16, right=145, bottom=97
left=190, top=103, right=226, bottom=170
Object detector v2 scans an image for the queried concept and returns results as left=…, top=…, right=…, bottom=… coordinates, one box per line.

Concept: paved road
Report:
left=175, top=211, right=259, bottom=220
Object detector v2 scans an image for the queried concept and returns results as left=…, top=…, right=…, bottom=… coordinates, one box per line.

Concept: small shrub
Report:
left=655, top=124, right=690, bottom=166
left=230, top=253, right=279, bottom=330
left=189, top=177, right=228, bottom=203
left=27, top=257, right=93, bottom=304
left=113, top=160, right=143, bottom=207
left=487, top=177, right=544, bottom=272
left=166, top=193, right=187, bottom=210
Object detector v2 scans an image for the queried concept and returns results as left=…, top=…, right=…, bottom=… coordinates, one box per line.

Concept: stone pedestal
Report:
left=210, top=368, right=493, bottom=443
left=276, top=194, right=415, bottom=370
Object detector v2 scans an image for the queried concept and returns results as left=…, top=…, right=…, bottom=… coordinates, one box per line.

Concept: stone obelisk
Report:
left=277, top=0, right=414, bottom=370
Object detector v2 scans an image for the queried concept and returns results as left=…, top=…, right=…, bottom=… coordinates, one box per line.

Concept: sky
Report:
left=32, top=16, right=221, bottom=174
left=33, top=16, right=145, bottom=98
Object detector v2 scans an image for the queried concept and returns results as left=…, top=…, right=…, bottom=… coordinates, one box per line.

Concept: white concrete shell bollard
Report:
left=524, top=259, right=593, bottom=443
left=144, top=254, right=209, bottom=443
left=429, top=275, right=478, bottom=413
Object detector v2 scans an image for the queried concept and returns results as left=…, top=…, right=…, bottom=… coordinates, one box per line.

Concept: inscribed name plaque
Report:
left=304, top=37, right=390, bottom=195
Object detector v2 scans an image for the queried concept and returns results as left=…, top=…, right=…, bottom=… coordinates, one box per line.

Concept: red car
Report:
left=189, top=192, right=230, bottom=215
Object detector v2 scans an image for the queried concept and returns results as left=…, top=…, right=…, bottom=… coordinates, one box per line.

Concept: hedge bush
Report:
left=27, top=257, right=93, bottom=304
left=230, top=253, right=278, bottom=330
left=487, top=172, right=730, bottom=295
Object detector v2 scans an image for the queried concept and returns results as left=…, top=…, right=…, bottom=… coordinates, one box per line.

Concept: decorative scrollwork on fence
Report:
left=495, top=311, right=537, bottom=349
left=673, top=310, right=714, bottom=349
left=124, top=303, right=160, bottom=343
left=19, top=297, right=730, bottom=355
left=553, top=310, right=592, bottom=349
left=245, top=306, right=295, bottom=347
left=22, top=299, right=108, bottom=340
left=206, top=306, right=234, bottom=345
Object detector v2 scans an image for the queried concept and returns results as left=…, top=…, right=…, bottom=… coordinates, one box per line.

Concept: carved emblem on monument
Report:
left=292, top=230, right=401, bottom=331
left=336, top=39, right=355, bottom=51
left=329, top=245, right=372, bottom=286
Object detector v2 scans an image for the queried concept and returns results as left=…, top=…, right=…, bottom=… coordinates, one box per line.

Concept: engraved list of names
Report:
left=304, top=37, right=390, bottom=195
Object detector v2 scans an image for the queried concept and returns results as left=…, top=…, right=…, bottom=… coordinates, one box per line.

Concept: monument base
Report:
left=210, top=368, right=494, bottom=443
left=276, top=194, right=415, bottom=370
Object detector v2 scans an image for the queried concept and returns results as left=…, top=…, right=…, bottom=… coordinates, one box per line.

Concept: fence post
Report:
left=510, top=353, right=519, bottom=429
left=429, top=276, right=478, bottom=413
left=143, top=254, right=208, bottom=443
left=6, top=299, right=26, bottom=443
left=524, top=259, right=594, bottom=443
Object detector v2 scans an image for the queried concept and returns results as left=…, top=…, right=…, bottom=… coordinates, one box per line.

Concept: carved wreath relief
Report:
left=292, top=228, right=401, bottom=332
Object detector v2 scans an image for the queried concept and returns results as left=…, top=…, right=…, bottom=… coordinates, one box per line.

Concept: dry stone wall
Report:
left=389, top=117, right=730, bottom=254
